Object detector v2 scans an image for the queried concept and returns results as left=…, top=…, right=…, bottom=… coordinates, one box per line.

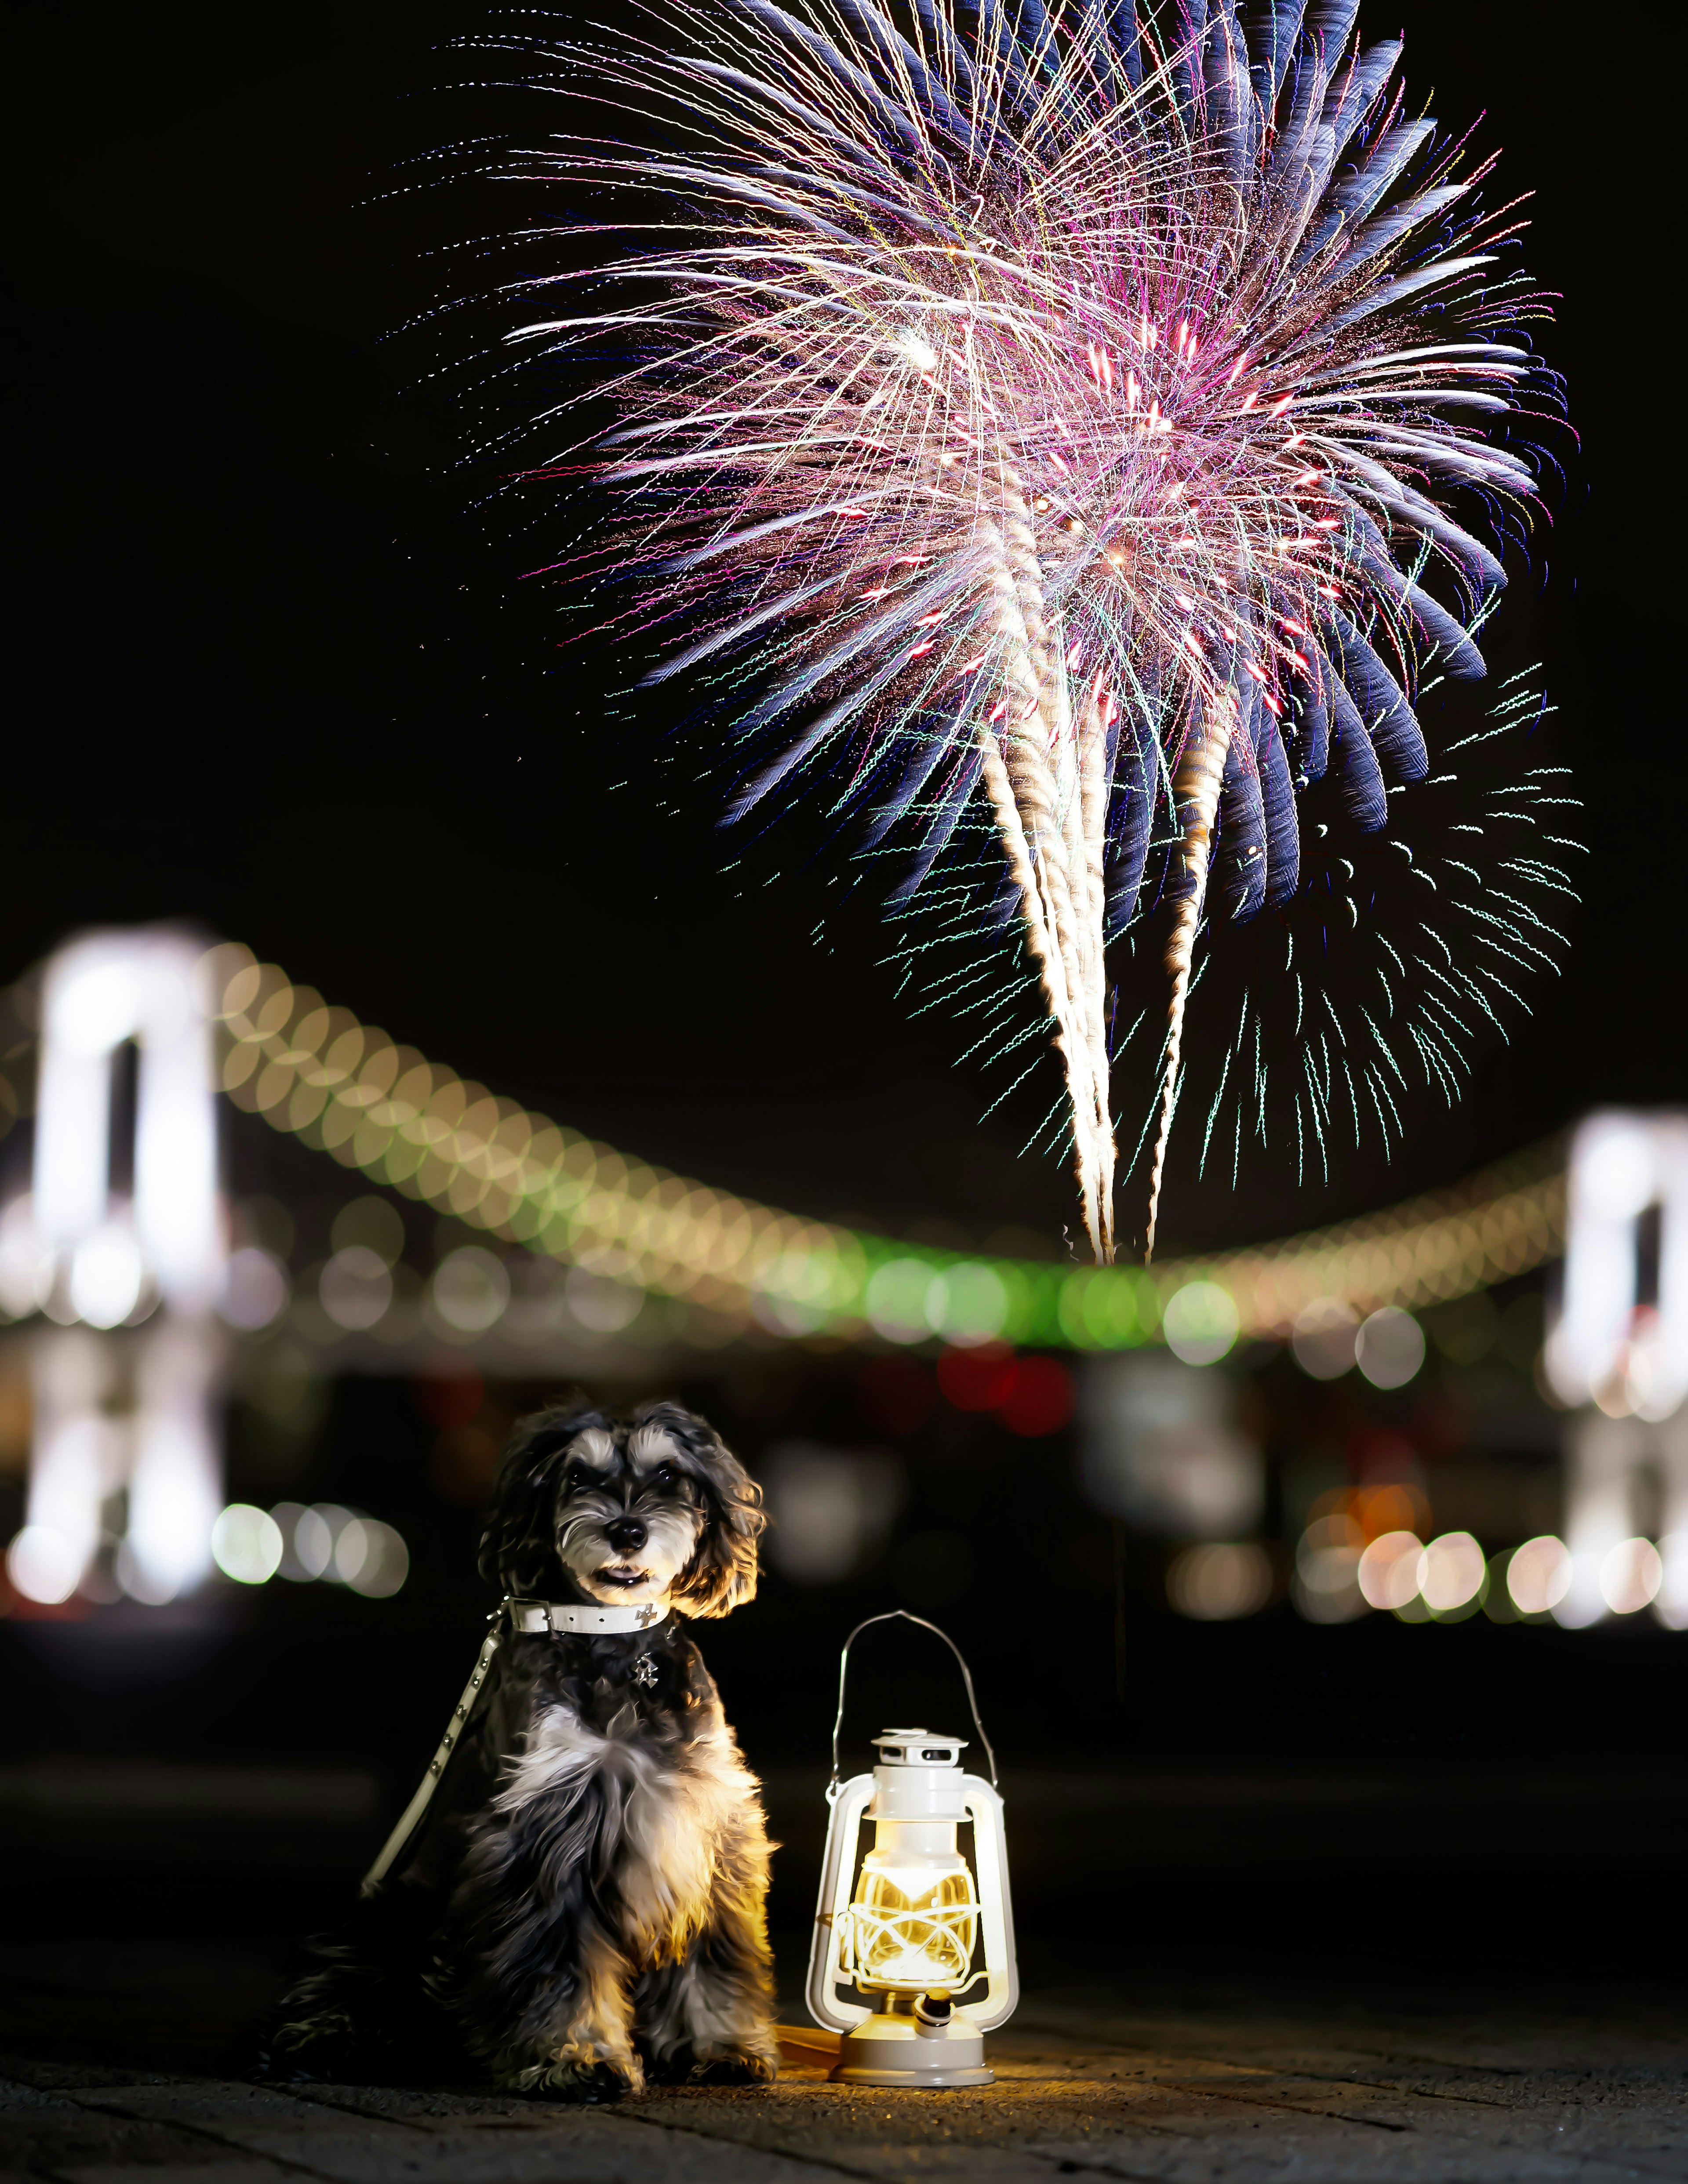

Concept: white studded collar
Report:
left=508, top=1598, right=669, bottom=1635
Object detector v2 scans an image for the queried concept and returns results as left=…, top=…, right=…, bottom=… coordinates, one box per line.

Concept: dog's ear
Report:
left=644, top=1401, right=765, bottom=1619
left=477, top=1396, right=606, bottom=1598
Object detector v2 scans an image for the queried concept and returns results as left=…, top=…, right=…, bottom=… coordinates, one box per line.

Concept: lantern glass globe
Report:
left=850, top=1853, right=979, bottom=1991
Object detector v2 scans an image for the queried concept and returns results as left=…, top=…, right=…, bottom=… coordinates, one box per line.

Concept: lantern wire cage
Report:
left=842, top=1869, right=982, bottom=1993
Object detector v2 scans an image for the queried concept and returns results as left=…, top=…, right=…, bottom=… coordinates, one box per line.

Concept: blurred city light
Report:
left=1292, top=1513, right=1365, bottom=1622
left=202, top=1501, right=406, bottom=1595
left=1548, top=1112, right=1688, bottom=1418
left=334, top=1517, right=408, bottom=1597
left=5, top=1523, right=81, bottom=1606
left=1551, top=1555, right=1608, bottom=1628
left=1354, top=1307, right=1426, bottom=1390
left=1291, top=1298, right=1358, bottom=1380
left=1357, top=1530, right=1423, bottom=1611
left=319, top=1246, right=393, bottom=1331
left=564, top=1265, right=643, bottom=1334
left=124, top=1319, right=221, bottom=1603
left=34, top=931, right=223, bottom=1315
left=1654, top=1535, right=1688, bottom=1629
left=1598, top=1537, right=1663, bottom=1616
left=1166, top=1541, right=1273, bottom=1620
left=1418, top=1533, right=1486, bottom=1617
left=431, top=1246, right=510, bottom=1336
left=996, top=1355, right=1073, bottom=1435
left=66, top=1225, right=146, bottom=1330
left=211, top=1504, right=284, bottom=1584
left=928, top=1261, right=1010, bottom=1346
left=865, top=1257, right=938, bottom=1344
left=220, top=1246, right=290, bottom=1331
left=936, top=1344, right=1017, bottom=1412
left=1162, top=1281, right=1238, bottom=1366
left=1082, top=1356, right=1262, bottom=1535
left=1506, top=1535, right=1573, bottom=1616
left=761, top=1443, right=906, bottom=1584
left=294, top=1504, right=341, bottom=1579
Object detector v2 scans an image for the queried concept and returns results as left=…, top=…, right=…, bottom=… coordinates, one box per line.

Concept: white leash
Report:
left=360, top=1597, right=669, bottom=1895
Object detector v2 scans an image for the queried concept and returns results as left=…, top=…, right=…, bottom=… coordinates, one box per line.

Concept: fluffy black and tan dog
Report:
left=267, top=1398, right=778, bottom=2100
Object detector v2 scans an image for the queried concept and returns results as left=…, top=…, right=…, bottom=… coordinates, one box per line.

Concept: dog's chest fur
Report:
left=467, top=1631, right=762, bottom=1962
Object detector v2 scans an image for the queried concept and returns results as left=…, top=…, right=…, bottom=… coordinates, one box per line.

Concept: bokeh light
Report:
left=1551, top=1553, right=1608, bottom=1629
left=432, top=1247, right=510, bottom=1335
left=259, top=1501, right=407, bottom=1596
left=1293, top=1513, right=1365, bottom=1623
left=928, top=1261, right=1009, bottom=1346
left=1654, top=1535, right=1688, bottom=1630
left=565, top=1265, right=643, bottom=1334
left=221, top=1246, right=290, bottom=1331
left=1357, top=1530, right=1424, bottom=1611
left=1598, top=1537, right=1663, bottom=1616
left=5, top=1524, right=81, bottom=1605
left=936, top=1344, right=1017, bottom=1412
left=1162, top=1282, right=1238, bottom=1367
left=1418, top=1533, right=1486, bottom=1616
left=68, top=1225, right=145, bottom=1330
left=1167, top=1541, right=1273, bottom=1621
left=293, top=1504, right=343, bottom=1580
left=864, top=1257, right=939, bottom=1345
left=996, top=1355, right=1073, bottom=1437
left=211, top=1504, right=284, bottom=1585
left=1291, top=1298, right=1358, bottom=1380
left=334, top=1517, right=409, bottom=1597
left=319, top=1246, right=393, bottom=1332
left=1506, top=1535, right=1572, bottom=1616
left=1355, top=1307, right=1426, bottom=1390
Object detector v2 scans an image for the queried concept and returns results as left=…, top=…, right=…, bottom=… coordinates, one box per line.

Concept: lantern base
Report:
left=830, top=2015, right=993, bottom=2089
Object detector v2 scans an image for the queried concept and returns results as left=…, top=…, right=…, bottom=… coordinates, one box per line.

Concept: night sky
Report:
left=4, top=0, right=1669, bottom=1260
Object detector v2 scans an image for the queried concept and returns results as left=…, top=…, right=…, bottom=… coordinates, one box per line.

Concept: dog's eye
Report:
left=650, top=1463, right=678, bottom=1490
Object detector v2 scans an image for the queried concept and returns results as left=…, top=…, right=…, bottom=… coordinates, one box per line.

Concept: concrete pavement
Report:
left=4, top=1984, right=1684, bottom=2183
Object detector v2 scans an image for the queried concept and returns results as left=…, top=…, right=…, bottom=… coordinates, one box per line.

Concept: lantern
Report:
left=806, top=1614, right=1018, bottom=2088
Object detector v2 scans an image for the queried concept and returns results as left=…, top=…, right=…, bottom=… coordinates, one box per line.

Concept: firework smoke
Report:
left=486, top=0, right=1552, bottom=1259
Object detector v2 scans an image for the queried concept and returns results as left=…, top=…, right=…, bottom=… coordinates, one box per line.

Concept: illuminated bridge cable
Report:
left=201, top=942, right=1564, bottom=1353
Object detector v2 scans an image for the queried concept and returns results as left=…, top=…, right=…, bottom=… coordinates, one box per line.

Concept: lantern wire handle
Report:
left=829, top=1609, right=998, bottom=1792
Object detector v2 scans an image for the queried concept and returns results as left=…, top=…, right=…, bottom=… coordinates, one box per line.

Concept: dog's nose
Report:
left=604, top=1518, right=648, bottom=1554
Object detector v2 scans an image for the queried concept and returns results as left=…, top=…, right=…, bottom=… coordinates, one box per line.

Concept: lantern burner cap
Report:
left=872, top=1728, right=967, bottom=1767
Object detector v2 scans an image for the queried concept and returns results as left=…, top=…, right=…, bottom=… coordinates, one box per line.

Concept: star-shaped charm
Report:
left=631, top=1654, right=659, bottom=1689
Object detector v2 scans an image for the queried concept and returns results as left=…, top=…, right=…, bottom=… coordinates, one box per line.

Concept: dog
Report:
left=267, top=1397, right=779, bottom=2100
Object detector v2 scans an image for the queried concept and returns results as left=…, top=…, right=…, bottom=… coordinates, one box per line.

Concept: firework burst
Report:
left=481, top=0, right=1557, bottom=1260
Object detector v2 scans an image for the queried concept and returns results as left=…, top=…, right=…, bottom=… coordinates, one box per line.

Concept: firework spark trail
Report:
left=484, top=0, right=1555, bottom=1259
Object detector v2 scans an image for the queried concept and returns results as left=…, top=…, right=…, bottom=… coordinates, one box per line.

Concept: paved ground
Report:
left=4, top=1971, right=1684, bottom=2183
left=4, top=1762, right=1685, bottom=2181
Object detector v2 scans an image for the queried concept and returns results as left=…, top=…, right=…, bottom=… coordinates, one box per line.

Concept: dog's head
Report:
left=477, top=1397, right=764, bottom=1617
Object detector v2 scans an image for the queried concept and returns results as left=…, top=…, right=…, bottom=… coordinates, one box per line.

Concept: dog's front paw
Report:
left=687, top=2040, right=779, bottom=2088
left=507, top=2051, right=645, bottom=2104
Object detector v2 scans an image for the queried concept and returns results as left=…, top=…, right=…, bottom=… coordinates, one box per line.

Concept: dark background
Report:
left=2, top=0, right=1681, bottom=2069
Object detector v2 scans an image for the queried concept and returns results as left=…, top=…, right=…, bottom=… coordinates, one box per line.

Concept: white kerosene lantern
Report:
left=806, top=1613, right=1018, bottom=2088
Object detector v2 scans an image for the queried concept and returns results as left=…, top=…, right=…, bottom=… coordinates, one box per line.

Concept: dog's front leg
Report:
left=503, top=1915, right=644, bottom=2102
left=456, top=1778, right=645, bottom=2103
left=636, top=1816, right=779, bottom=2086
